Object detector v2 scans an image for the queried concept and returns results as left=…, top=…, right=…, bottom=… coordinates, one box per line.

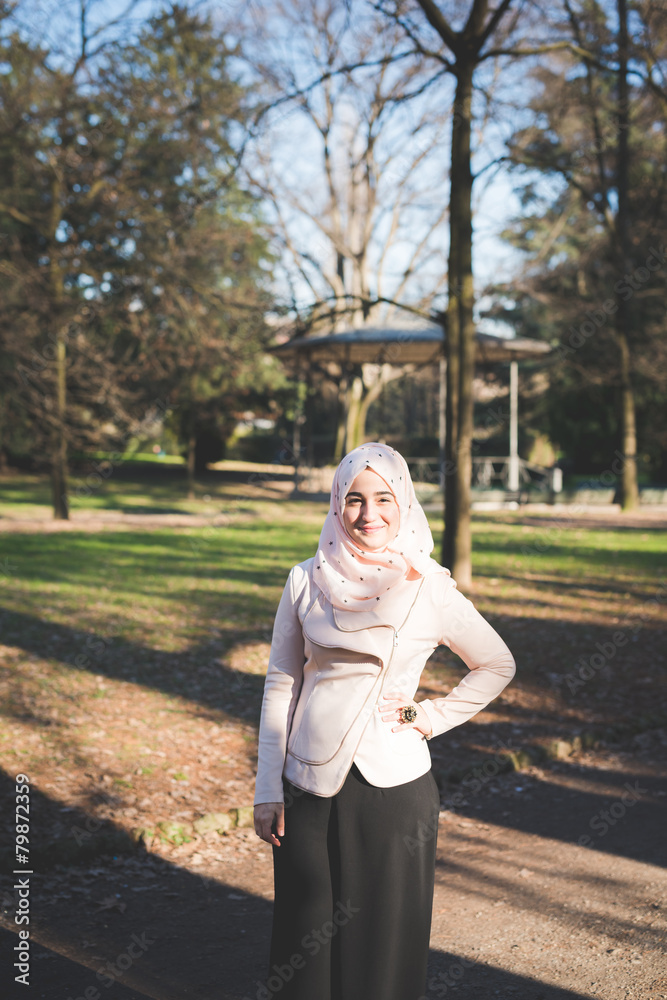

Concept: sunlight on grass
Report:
left=1, top=471, right=664, bottom=815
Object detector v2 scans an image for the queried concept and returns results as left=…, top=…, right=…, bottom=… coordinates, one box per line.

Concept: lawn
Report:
left=0, top=469, right=665, bottom=861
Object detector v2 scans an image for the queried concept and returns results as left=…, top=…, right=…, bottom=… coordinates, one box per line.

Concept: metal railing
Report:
left=406, top=456, right=562, bottom=497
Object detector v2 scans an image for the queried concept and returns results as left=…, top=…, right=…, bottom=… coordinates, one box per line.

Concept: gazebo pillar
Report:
left=508, top=359, right=519, bottom=491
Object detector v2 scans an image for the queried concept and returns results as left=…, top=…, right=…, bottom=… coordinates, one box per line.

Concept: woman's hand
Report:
left=379, top=691, right=433, bottom=738
left=254, top=802, right=285, bottom=847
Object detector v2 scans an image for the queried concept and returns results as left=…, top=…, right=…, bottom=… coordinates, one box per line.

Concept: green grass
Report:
left=0, top=471, right=664, bottom=712
left=470, top=514, right=666, bottom=584
left=1, top=472, right=665, bottom=643
left=0, top=474, right=665, bottom=825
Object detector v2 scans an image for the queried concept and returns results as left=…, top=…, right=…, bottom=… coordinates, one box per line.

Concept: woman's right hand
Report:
left=254, top=802, right=285, bottom=846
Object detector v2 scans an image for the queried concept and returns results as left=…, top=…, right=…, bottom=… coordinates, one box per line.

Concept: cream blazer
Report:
left=254, top=558, right=516, bottom=803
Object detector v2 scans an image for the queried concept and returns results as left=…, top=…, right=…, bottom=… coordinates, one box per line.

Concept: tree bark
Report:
left=333, top=373, right=349, bottom=463
left=187, top=430, right=196, bottom=500
left=51, top=333, right=69, bottom=520
left=49, top=166, right=69, bottom=520
left=345, top=376, right=364, bottom=451
left=615, top=0, right=639, bottom=510
left=443, top=62, right=475, bottom=587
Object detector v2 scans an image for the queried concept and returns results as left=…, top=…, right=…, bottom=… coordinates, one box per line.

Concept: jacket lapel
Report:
left=303, top=595, right=387, bottom=663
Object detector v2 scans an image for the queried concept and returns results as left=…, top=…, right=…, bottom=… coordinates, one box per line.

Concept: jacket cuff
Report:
left=419, top=699, right=452, bottom=741
left=254, top=782, right=284, bottom=806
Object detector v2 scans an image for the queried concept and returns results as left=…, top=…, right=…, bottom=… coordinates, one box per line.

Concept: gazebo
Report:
left=272, top=323, right=555, bottom=497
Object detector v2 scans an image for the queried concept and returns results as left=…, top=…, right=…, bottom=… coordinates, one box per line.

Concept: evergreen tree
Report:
left=0, top=3, right=280, bottom=509
left=492, top=0, right=667, bottom=487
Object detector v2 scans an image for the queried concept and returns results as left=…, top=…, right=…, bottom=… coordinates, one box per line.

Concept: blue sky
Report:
left=8, top=0, right=529, bottom=331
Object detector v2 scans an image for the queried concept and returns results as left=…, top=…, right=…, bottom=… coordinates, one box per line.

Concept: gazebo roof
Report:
left=271, top=325, right=551, bottom=366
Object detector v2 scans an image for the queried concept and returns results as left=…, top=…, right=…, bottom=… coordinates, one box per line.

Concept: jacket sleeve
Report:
left=419, top=583, right=516, bottom=740
left=254, top=565, right=307, bottom=805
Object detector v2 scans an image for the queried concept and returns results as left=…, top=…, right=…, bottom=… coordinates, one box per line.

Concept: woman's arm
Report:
left=419, top=585, right=516, bottom=739
left=253, top=564, right=307, bottom=807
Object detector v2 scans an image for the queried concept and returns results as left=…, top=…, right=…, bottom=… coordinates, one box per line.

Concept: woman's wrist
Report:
left=417, top=703, right=433, bottom=739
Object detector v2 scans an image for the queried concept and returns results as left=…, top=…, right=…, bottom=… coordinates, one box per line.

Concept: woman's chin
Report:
left=355, top=533, right=388, bottom=551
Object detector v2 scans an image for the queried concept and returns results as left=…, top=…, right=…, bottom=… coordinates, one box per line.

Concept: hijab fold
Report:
left=313, top=443, right=447, bottom=627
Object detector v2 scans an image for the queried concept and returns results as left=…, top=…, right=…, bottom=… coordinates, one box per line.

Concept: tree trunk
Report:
left=334, top=374, right=349, bottom=463
left=187, top=431, right=196, bottom=500
left=49, top=166, right=69, bottom=520
left=50, top=334, right=69, bottom=519
left=345, top=376, right=364, bottom=451
left=615, top=0, right=639, bottom=510
left=442, top=63, right=474, bottom=587
left=356, top=367, right=390, bottom=445
left=618, top=333, right=639, bottom=507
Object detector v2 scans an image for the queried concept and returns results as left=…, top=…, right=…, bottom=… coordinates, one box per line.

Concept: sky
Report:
left=9, top=0, right=530, bottom=333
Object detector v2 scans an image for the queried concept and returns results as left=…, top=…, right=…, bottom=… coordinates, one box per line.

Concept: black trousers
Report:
left=266, top=763, right=440, bottom=1000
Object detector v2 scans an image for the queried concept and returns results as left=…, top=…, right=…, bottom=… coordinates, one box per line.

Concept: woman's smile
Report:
left=342, top=468, right=400, bottom=551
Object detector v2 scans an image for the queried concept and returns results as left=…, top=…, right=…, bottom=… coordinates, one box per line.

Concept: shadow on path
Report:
left=1, top=769, right=615, bottom=1000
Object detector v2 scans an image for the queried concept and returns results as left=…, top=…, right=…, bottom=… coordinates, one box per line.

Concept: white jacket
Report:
left=254, top=558, right=516, bottom=803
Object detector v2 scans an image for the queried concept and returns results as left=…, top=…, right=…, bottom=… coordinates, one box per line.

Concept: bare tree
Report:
left=503, top=0, right=667, bottom=506
left=372, top=0, right=549, bottom=585
left=239, top=0, right=454, bottom=455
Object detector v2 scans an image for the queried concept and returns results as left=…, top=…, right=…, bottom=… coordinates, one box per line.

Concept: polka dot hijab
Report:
left=313, top=443, right=447, bottom=619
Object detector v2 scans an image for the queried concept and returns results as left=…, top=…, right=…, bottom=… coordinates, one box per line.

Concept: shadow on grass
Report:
left=0, top=604, right=269, bottom=725
left=470, top=538, right=666, bottom=579
left=474, top=570, right=666, bottom=604
left=479, top=510, right=667, bottom=533
left=1, top=598, right=666, bottom=873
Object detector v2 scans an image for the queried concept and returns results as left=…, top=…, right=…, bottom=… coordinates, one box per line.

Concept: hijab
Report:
left=313, top=443, right=447, bottom=623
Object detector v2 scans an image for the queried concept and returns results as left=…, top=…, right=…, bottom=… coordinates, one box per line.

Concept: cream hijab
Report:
left=313, top=443, right=447, bottom=622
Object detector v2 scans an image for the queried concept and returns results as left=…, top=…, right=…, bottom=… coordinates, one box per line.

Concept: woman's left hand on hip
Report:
left=379, top=691, right=432, bottom=738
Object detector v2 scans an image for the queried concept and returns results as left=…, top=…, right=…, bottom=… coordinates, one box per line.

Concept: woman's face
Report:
left=342, top=467, right=399, bottom=552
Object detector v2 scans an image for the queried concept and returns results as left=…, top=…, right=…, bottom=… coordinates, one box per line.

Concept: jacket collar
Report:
left=303, top=595, right=386, bottom=661
left=333, top=606, right=391, bottom=631
left=302, top=579, right=425, bottom=666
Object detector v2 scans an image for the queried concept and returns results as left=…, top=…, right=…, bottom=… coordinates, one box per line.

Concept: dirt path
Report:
left=1, top=501, right=665, bottom=998
left=2, top=741, right=665, bottom=1000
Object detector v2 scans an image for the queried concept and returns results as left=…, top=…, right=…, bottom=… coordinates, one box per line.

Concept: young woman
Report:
left=253, top=443, right=515, bottom=1000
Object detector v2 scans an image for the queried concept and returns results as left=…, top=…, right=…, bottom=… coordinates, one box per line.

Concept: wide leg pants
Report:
left=267, top=763, right=440, bottom=1000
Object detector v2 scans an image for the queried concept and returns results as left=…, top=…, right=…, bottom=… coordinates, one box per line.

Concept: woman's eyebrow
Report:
left=345, top=490, right=394, bottom=497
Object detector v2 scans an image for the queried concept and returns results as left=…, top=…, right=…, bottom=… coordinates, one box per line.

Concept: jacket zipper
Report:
left=290, top=579, right=426, bottom=795
left=327, top=579, right=426, bottom=793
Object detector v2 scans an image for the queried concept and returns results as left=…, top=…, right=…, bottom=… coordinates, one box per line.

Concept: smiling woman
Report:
left=253, top=443, right=517, bottom=1000
left=341, top=468, right=400, bottom=552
